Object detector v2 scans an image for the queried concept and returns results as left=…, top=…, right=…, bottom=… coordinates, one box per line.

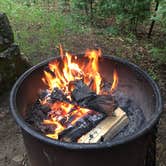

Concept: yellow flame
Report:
left=41, top=46, right=119, bottom=140
left=111, top=69, right=119, bottom=93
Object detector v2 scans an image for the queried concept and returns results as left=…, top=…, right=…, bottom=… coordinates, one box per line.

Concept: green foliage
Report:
left=70, top=0, right=153, bottom=32
left=0, top=0, right=165, bottom=66
left=155, top=0, right=166, bottom=28
left=147, top=67, right=158, bottom=80
left=0, top=0, right=88, bottom=63
left=70, top=0, right=95, bottom=24
left=148, top=0, right=166, bottom=64
left=95, top=0, right=113, bottom=18
left=104, top=27, right=119, bottom=36
left=150, top=47, right=166, bottom=64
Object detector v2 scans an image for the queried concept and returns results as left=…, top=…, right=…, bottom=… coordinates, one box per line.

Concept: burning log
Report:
left=78, top=107, right=129, bottom=143
left=71, top=80, right=117, bottom=115
left=71, top=79, right=97, bottom=104
left=50, top=88, right=70, bottom=103
left=59, top=112, right=106, bottom=143
left=87, top=95, right=117, bottom=115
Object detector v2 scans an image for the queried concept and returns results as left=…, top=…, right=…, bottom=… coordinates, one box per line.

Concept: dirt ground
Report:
left=0, top=92, right=28, bottom=166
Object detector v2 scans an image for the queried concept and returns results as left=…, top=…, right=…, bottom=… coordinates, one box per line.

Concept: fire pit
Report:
left=10, top=48, right=162, bottom=166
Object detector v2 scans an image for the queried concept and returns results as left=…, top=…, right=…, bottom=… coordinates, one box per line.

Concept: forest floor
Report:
left=0, top=31, right=166, bottom=166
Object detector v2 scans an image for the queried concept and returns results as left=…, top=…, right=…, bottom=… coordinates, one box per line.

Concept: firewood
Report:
left=59, top=112, right=106, bottom=143
left=51, top=88, right=70, bottom=103
left=87, top=95, right=117, bottom=115
left=71, top=80, right=117, bottom=115
left=77, top=107, right=128, bottom=143
left=71, top=79, right=96, bottom=103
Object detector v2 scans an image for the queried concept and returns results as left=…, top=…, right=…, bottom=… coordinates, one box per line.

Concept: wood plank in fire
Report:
left=78, top=107, right=129, bottom=143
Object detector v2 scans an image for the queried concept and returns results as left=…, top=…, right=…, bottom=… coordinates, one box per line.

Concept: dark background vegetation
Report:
left=0, top=0, right=165, bottom=165
left=0, top=0, right=166, bottom=65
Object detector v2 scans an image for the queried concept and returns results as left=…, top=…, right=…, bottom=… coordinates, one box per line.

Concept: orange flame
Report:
left=110, top=69, right=119, bottom=93
left=41, top=46, right=119, bottom=140
left=84, top=49, right=102, bottom=94
left=59, top=44, right=64, bottom=58
left=42, top=102, right=91, bottom=139
left=42, top=52, right=83, bottom=94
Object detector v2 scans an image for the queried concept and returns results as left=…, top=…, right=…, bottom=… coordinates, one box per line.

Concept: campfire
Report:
left=26, top=47, right=146, bottom=143
left=10, top=46, right=162, bottom=165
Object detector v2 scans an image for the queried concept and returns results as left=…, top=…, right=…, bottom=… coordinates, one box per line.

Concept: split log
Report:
left=59, top=112, right=106, bottom=142
left=71, top=80, right=117, bottom=115
left=71, top=79, right=96, bottom=103
left=87, top=95, right=117, bottom=115
left=78, top=107, right=128, bottom=143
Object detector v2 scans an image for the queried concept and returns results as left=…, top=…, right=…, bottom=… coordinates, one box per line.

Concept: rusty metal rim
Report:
left=10, top=55, right=162, bottom=150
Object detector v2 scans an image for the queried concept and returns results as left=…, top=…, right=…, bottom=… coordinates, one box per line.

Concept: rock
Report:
left=0, top=44, right=31, bottom=74
left=0, top=13, right=14, bottom=52
left=12, top=154, right=24, bottom=166
left=0, top=44, right=31, bottom=95
left=0, top=43, right=20, bottom=59
left=0, top=111, right=8, bottom=119
left=0, top=13, right=31, bottom=95
left=22, top=154, right=29, bottom=166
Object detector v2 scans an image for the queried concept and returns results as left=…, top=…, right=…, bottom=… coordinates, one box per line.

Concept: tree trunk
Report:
left=148, top=0, right=159, bottom=38
left=90, top=0, right=94, bottom=25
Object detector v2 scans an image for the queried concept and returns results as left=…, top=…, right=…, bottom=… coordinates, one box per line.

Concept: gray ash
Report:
left=111, top=91, right=146, bottom=140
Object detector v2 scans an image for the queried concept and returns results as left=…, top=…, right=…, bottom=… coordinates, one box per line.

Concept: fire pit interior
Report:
left=15, top=48, right=158, bottom=144
left=10, top=47, right=162, bottom=166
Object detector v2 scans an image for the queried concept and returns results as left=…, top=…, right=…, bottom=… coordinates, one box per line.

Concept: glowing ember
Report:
left=42, top=101, right=92, bottom=139
left=40, top=46, right=119, bottom=140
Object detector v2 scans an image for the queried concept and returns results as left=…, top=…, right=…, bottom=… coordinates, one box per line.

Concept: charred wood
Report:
left=59, top=112, right=106, bottom=142
left=87, top=95, right=117, bottom=115
left=51, top=87, right=70, bottom=103
left=71, top=79, right=96, bottom=104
